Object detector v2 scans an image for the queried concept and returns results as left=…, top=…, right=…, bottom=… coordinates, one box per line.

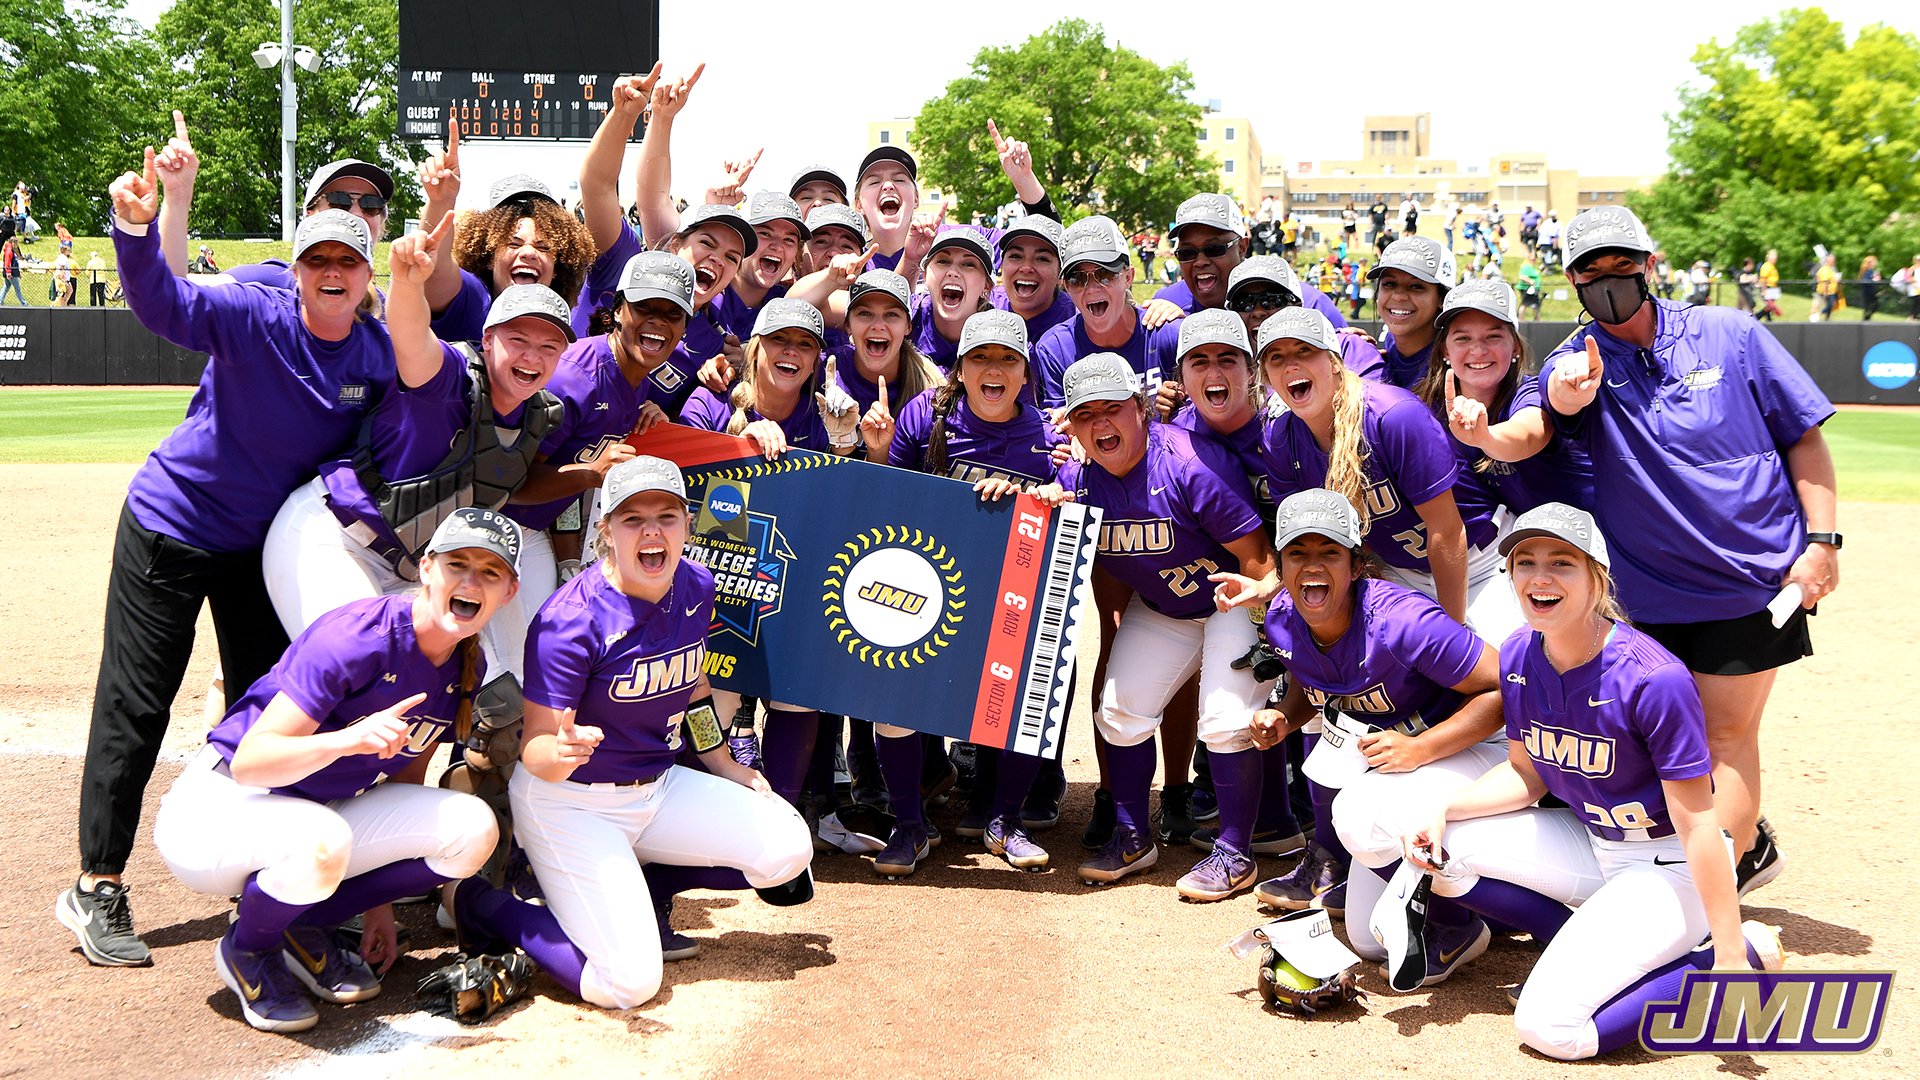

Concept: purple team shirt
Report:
left=115, top=223, right=393, bottom=552
left=1337, top=332, right=1388, bottom=383
left=524, top=558, right=715, bottom=784
left=1266, top=578, right=1484, bottom=729
left=1171, top=405, right=1272, bottom=512
left=1378, top=330, right=1434, bottom=390
left=889, top=389, right=1061, bottom=485
left=571, top=219, right=645, bottom=339
left=506, top=335, right=651, bottom=532
left=1500, top=622, right=1711, bottom=840
left=908, top=292, right=964, bottom=370
left=1260, top=379, right=1495, bottom=571
left=1458, top=376, right=1595, bottom=514
left=1541, top=300, right=1833, bottom=622
left=1031, top=307, right=1184, bottom=411
left=716, top=282, right=790, bottom=341
left=989, top=285, right=1077, bottom=343
left=679, top=385, right=832, bottom=451
left=826, top=347, right=913, bottom=417
left=1058, top=424, right=1261, bottom=620
left=319, top=342, right=482, bottom=545
left=207, top=594, right=469, bottom=801
left=1155, top=277, right=1349, bottom=328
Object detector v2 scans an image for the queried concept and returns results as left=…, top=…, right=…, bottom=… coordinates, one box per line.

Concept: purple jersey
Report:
left=1541, top=301, right=1833, bottom=622
left=1155, top=277, right=1349, bottom=328
left=1259, top=379, right=1495, bottom=571
left=506, top=335, right=650, bottom=532
left=889, top=388, right=1061, bottom=485
left=1379, top=330, right=1434, bottom=390
left=716, top=282, right=790, bottom=341
left=207, top=594, right=469, bottom=802
left=524, top=558, right=714, bottom=783
left=1058, top=424, right=1261, bottom=619
left=989, top=285, right=1076, bottom=343
left=318, top=342, right=474, bottom=543
left=1171, top=404, right=1273, bottom=513
left=1459, top=377, right=1595, bottom=514
left=1338, top=332, right=1387, bottom=383
left=825, top=346, right=913, bottom=417
left=1265, top=578, right=1483, bottom=728
left=871, top=248, right=905, bottom=274
left=429, top=269, right=493, bottom=343
left=1031, top=307, right=1184, bottom=411
left=115, top=224, right=393, bottom=552
left=909, top=292, right=963, bottom=370
left=1500, top=622, right=1710, bottom=841
left=572, top=219, right=646, bottom=339
left=679, top=386, right=832, bottom=451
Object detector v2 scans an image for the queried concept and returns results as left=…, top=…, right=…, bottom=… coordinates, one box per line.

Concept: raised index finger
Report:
left=173, top=110, right=190, bottom=143
left=987, top=118, right=1007, bottom=152
left=1445, top=367, right=1458, bottom=408
left=681, top=62, right=706, bottom=92
left=444, top=115, right=460, bottom=162
left=426, top=209, right=455, bottom=246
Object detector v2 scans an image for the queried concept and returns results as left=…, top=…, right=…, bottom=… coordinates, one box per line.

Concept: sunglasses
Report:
left=1229, top=290, right=1299, bottom=313
left=316, top=191, right=387, bottom=213
left=1173, top=240, right=1237, bottom=262
left=1063, top=266, right=1122, bottom=290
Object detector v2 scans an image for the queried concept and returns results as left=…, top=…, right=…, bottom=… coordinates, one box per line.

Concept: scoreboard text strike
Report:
left=397, top=69, right=626, bottom=142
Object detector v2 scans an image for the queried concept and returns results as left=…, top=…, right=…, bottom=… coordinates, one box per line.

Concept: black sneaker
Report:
left=1020, top=759, right=1067, bottom=831
left=1152, top=782, right=1197, bottom=845
left=1081, top=788, right=1117, bottom=850
left=1735, top=816, right=1784, bottom=899
left=57, top=878, right=153, bottom=967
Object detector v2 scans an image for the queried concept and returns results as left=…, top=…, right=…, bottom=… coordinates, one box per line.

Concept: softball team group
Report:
left=55, top=64, right=1839, bottom=1061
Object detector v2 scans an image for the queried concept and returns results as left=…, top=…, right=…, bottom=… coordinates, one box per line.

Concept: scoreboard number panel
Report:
left=398, top=70, right=620, bottom=141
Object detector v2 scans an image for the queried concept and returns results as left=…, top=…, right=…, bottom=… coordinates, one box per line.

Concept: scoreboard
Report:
left=397, top=0, right=657, bottom=142
left=399, top=70, right=616, bottom=141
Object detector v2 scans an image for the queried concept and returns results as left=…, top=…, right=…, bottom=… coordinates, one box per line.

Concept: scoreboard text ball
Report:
left=398, top=69, right=620, bottom=142
left=396, top=0, right=658, bottom=142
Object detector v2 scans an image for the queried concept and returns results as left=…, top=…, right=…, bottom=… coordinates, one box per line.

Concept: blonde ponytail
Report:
left=1323, top=364, right=1373, bottom=531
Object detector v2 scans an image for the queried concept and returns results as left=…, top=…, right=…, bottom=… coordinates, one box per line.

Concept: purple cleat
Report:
left=216, top=926, right=319, bottom=1032
left=282, top=923, right=381, bottom=1004
left=1078, top=825, right=1158, bottom=884
left=984, top=814, right=1050, bottom=870
left=1177, top=844, right=1257, bottom=902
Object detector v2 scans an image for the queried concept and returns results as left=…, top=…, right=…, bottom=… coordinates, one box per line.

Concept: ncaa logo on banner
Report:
left=1861, top=340, right=1917, bottom=390
left=1639, top=970, right=1892, bottom=1054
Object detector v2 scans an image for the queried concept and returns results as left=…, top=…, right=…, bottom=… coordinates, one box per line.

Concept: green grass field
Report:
left=2, top=386, right=1914, bottom=502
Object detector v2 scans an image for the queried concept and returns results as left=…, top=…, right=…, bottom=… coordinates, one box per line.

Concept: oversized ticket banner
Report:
left=629, top=424, right=1101, bottom=760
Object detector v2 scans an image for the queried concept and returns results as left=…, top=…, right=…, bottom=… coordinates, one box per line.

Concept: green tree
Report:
left=1632, top=9, right=1920, bottom=275
left=0, top=0, right=163, bottom=231
left=911, top=19, right=1219, bottom=229
left=153, top=0, right=422, bottom=236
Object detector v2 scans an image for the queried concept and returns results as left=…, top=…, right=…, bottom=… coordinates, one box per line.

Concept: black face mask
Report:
left=1575, top=272, right=1650, bottom=324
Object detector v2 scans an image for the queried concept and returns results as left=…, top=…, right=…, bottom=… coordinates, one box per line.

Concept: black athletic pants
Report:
left=79, top=502, right=290, bottom=875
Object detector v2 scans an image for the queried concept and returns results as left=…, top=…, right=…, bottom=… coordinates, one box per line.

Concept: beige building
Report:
left=1196, top=108, right=1262, bottom=210
left=863, top=119, right=951, bottom=208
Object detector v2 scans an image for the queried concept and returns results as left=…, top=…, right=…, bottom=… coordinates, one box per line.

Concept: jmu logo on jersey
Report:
left=857, top=580, right=928, bottom=615
left=1303, top=683, right=1394, bottom=716
left=1639, top=971, right=1892, bottom=1055
left=1523, top=723, right=1616, bottom=778
left=609, top=642, right=709, bottom=701
left=1099, top=518, right=1174, bottom=555
left=400, top=716, right=448, bottom=756
left=1363, top=479, right=1402, bottom=519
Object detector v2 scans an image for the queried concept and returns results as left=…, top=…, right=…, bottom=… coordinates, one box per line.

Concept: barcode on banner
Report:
left=1014, top=508, right=1084, bottom=756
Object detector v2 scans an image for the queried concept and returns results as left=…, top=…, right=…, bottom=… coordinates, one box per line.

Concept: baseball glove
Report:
left=417, top=951, right=537, bottom=1024
left=1258, top=945, right=1364, bottom=1015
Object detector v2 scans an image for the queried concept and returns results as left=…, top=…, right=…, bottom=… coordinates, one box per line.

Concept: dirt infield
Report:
left=0, top=464, right=1911, bottom=1078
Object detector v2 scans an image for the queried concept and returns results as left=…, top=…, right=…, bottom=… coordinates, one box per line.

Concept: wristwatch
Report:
left=1805, top=532, right=1843, bottom=549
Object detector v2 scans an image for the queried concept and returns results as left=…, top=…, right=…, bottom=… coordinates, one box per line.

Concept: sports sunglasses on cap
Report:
left=314, top=191, right=388, bottom=213
left=1229, top=289, right=1299, bottom=313
left=1174, top=240, right=1237, bottom=262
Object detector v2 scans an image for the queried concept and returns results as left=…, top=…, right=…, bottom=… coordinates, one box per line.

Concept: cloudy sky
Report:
left=121, top=0, right=1919, bottom=209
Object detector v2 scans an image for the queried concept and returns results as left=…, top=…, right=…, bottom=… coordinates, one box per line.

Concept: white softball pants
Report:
left=261, top=477, right=538, bottom=681
left=1097, top=598, right=1276, bottom=753
left=1330, top=738, right=1511, bottom=960
left=509, top=764, right=813, bottom=1010
left=154, top=746, right=497, bottom=904
left=1376, top=537, right=1523, bottom=645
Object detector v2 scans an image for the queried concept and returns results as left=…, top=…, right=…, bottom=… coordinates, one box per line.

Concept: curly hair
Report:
left=452, top=199, right=596, bottom=306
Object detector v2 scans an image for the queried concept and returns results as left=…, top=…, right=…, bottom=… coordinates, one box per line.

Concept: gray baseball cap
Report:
left=484, top=284, right=577, bottom=341
left=1436, top=279, right=1520, bottom=333
left=618, top=250, right=697, bottom=315
left=1177, top=307, right=1252, bottom=359
left=751, top=296, right=825, bottom=344
left=1273, top=489, right=1364, bottom=551
left=603, top=455, right=689, bottom=512
left=857, top=146, right=918, bottom=185
left=746, top=191, right=810, bottom=240
left=805, top=203, right=868, bottom=243
left=788, top=164, right=849, bottom=201
left=292, top=209, right=374, bottom=262
left=1172, top=192, right=1248, bottom=239
left=957, top=309, right=1029, bottom=361
left=1563, top=206, right=1656, bottom=271
left=1060, top=352, right=1140, bottom=412
left=998, top=214, right=1064, bottom=256
left=1367, top=235, right=1458, bottom=289
left=1059, top=215, right=1131, bottom=271
left=1498, top=502, right=1610, bottom=567
left=848, top=268, right=911, bottom=314
left=425, top=507, right=523, bottom=577
left=1255, top=307, right=1340, bottom=358
left=1228, top=255, right=1303, bottom=304
left=927, top=226, right=995, bottom=270
left=681, top=203, right=759, bottom=257
left=303, top=158, right=395, bottom=208
left=488, top=173, right=557, bottom=208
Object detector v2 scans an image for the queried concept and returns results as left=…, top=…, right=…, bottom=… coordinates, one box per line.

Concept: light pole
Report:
left=251, top=2, right=322, bottom=241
